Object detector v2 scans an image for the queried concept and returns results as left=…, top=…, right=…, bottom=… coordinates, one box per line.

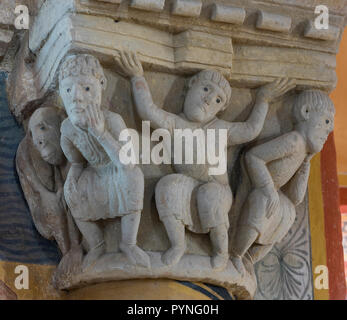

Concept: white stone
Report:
left=211, top=4, right=246, bottom=25
left=130, top=0, right=165, bottom=12
left=172, top=0, right=202, bottom=17
left=256, top=10, right=292, bottom=33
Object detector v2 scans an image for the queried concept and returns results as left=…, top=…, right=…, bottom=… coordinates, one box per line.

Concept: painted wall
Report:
left=333, top=27, right=347, bottom=295
left=333, top=28, right=347, bottom=186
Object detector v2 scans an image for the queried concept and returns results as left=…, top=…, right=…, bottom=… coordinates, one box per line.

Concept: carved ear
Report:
left=188, top=76, right=197, bottom=88
left=300, top=104, right=310, bottom=121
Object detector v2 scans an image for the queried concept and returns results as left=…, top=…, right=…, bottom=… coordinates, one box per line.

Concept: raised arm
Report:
left=245, top=132, right=303, bottom=188
left=283, top=155, right=313, bottom=206
left=115, top=51, right=185, bottom=134
left=60, top=127, right=85, bottom=202
left=222, top=78, right=296, bottom=146
left=82, top=105, right=133, bottom=168
left=245, top=132, right=304, bottom=217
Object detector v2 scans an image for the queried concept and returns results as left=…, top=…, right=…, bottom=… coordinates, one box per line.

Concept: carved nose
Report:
left=72, top=86, right=84, bottom=102
left=205, top=94, right=214, bottom=105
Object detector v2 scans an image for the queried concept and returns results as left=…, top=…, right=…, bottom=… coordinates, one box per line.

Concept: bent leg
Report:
left=210, top=224, right=229, bottom=271
left=231, top=189, right=267, bottom=275
left=161, top=216, right=186, bottom=266
left=75, top=219, right=105, bottom=269
left=120, top=212, right=150, bottom=268
left=52, top=212, right=71, bottom=256
left=155, top=174, right=197, bottom=266
left=196, top=182, right=232, bottom=271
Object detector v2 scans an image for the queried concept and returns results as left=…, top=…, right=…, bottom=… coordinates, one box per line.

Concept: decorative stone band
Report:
left=89, top=0, right=347, bottom=40
left=8, top=0, right=346, bottom=121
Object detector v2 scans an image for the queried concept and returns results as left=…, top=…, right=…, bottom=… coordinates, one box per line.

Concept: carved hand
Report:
left=86, top=104, right=106, bottom=138
left=257, top=78, right=296, bottom=103
left=261, top=184, right=280, bottom=219
left=115, top=51, right=144, bottom=78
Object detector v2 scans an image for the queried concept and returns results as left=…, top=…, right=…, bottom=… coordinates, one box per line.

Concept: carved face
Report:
left=305, top=109, right=334, bottom=154
left=183, top=79, right=227, bottom=123
left=30, top=112, right=64, bottom=165
left=59, top=75, right=103, bottom=130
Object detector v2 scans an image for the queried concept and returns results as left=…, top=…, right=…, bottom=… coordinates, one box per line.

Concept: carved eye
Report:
left=67, top=88, right=71, bottom=93
left=204, top=87, right=208, bottom=92
left=39, top=141, right=43, bottom=145
left=85, top=87, right=90, bottom=92
left=326, top=119, right=330, bottom=124
left=216, top=98, right=221, bottom=104
left=101, top=80, right=104, bottom=85
left=40, top=126, right=45, bottom=130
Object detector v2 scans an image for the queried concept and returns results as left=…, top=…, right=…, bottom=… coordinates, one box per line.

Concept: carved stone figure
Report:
left=16, top=107, right=80, bottom=256
left=116, top=51, right=295, bottom=271
left=58, top=54, right=150, bottom=269
left=231, top=90, right=335, bottom=275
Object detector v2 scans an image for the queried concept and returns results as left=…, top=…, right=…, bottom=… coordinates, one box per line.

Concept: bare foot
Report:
left=231, top=255, right=246, bottom=277
left=211, top=253, right=229, bottom=271
left=120, top=242, right=151, bottom=268
left=82, top=244, right=105, bottom=271
left=161, top=245, right=185, bottom=266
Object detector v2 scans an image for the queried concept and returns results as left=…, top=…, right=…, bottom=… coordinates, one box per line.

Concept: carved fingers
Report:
left=114, top=50, right=144, bottom=78
left=271, top=78, right=296, bottom=99
left=86, top=104, right=106, bottom=138
left=257, top=77, right=296, bottom=103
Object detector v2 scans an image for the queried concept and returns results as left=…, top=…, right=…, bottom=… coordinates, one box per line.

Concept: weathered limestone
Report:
left=304, top=21, right=341, bottom=41
left=172, top=0, right=202, bottom=17
left=211, top=4, right=246, bottom=25
left=130, top=0, right=165, bottom=12
left=5, top=0, right=347, bottom=300
left=231, top=90, right=335, bottom=275
left=256, top=11, right=292, bottom=33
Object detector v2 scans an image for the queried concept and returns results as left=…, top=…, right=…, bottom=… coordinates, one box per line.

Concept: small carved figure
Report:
left=59, top=54, right=150, bottom=269
left=116, top=51, right=295, bottom=271
left=16, top=107, right=80, bottom=256
left=231, top=90, right=335, bottom=275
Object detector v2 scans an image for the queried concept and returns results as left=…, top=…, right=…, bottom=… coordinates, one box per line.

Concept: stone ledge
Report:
left=55, top=251, right=256, bottom=300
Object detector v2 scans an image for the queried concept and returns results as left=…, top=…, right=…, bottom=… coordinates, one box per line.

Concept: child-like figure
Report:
left=117, top=51, right=295, bottom=271
left=59, top=54, right=150, bottom=269
left=232, top=90, right=335, bottom=274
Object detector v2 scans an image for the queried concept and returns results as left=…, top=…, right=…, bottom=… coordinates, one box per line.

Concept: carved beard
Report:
left=69, top=103, right=89, bottom=130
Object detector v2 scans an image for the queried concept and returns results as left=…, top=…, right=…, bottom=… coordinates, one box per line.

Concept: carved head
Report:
left=29, top=107, right=65, bottom=165
left=59, top=54, right=107, bottom=130
left=292, top=90, right=335, bottom=154
left=183, top=70, right=231, bottom=123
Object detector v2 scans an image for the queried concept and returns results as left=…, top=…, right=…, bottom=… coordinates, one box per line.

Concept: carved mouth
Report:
left=42, top=151, right=55, bottom=161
